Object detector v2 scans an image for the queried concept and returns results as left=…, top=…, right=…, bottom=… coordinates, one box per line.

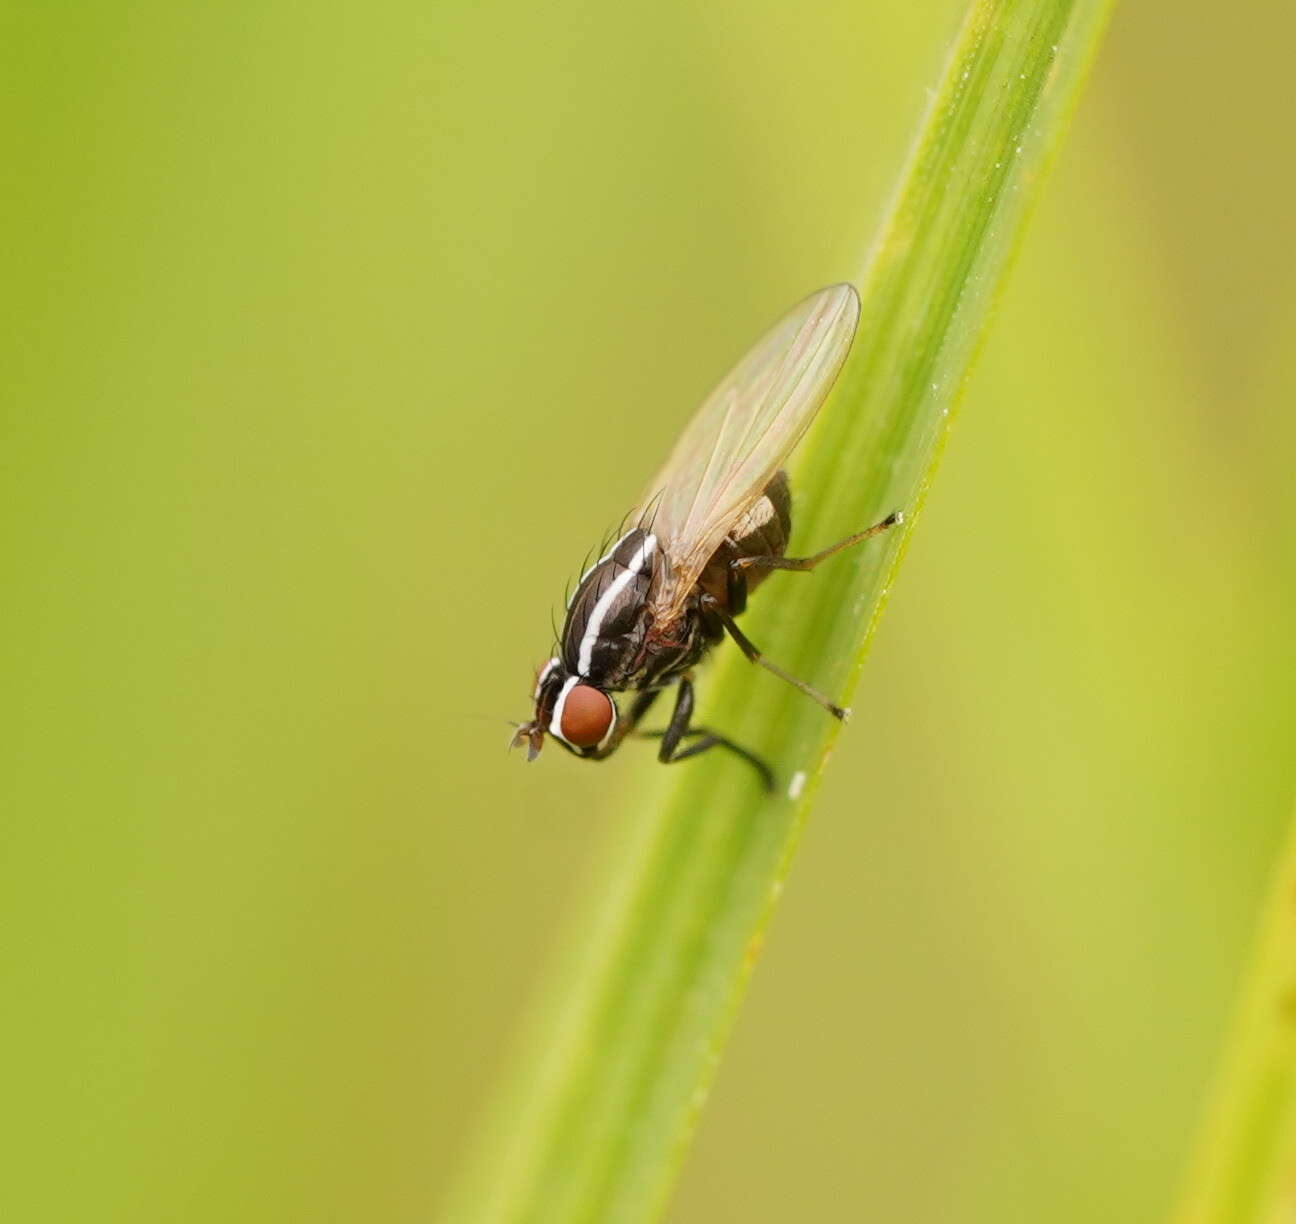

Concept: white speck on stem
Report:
left=787, top=770, right=807, bottom=801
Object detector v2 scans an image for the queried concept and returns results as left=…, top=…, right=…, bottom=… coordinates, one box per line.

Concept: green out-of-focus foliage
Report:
left=1, top=3, right=1292, bottom=1224
left=1176, top=810, right=1296, bottom=1223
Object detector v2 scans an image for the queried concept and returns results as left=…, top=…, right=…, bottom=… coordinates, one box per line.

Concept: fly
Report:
left=511, top=284, right=901, bottom=790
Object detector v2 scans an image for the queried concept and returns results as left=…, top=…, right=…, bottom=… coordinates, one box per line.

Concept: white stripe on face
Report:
left=547, top=673, right=581, bottom=744
left=577, top=533, right=656, bottom=677
left=546, top=673, right=618, bottom=751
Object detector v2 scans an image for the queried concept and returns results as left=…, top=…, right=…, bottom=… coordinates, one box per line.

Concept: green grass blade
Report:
left=445, top=2, right=1113, bottom=1221
left=1176, top=806, right=1296, bottom=1224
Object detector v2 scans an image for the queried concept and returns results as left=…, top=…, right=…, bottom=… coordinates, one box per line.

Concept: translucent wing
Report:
left=643, top=283, right=860, bottom=622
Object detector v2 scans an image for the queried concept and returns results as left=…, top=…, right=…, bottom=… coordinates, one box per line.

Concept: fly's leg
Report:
left=733, top=510, right=903, bottom=574
left=725, top=554, right=748, bottom=616
left=638, top=676, right=774, bottom=791
left=700, top=592, right=849, bottom=721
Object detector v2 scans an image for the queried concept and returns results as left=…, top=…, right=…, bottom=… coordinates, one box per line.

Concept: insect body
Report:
left=512, top=284, right=901, bottom=789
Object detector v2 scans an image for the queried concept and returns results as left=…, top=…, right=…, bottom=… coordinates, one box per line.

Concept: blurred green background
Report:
left=3, top=1, right=1294, bottom=1221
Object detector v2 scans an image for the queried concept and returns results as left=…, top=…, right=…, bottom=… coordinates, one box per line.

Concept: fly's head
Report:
left=511, top=657, right=618, bottom=762
left=514, top=525, right=658, bottom=765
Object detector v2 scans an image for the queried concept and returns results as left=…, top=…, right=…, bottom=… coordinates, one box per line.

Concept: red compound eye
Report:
left=559, top=685, right=614, bottom=747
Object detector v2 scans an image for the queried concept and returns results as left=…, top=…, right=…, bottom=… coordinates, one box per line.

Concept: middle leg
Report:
left=701, top=592, right=849, bottom=721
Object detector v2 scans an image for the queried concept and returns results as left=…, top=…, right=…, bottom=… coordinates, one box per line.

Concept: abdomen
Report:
left=698, top=470, right=792, bottom=611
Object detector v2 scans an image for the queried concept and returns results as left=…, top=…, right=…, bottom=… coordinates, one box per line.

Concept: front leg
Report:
left=641, top=676, right=774, bottom=791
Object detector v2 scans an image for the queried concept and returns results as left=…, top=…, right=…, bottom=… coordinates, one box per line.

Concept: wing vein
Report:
left=640, top=285, right=861, bottom=622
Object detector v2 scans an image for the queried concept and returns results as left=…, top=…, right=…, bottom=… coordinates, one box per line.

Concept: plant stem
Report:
left=445, top=2, right=1113, bottom=1221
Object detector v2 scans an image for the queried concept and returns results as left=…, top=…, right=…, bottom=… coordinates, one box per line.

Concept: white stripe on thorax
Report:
left=571, top=529, right=636, bottom=606
left=577, top=533, right=656, bottom=676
